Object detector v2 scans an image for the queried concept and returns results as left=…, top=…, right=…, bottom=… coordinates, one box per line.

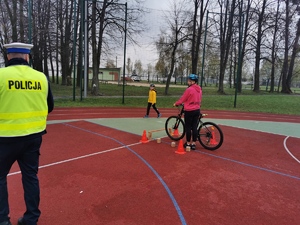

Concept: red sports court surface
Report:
left=7, top=107, right=300, bottom=225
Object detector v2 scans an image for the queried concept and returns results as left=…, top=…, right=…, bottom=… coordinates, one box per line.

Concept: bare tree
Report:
left=89, top=0, right=145, bottom=95
left=91, top=0, right=106, bottom=95
left=269, top=0, right=281, bottom=92
left=156, top=0, right=191, bottom=95
left=57, top=0, right=75, bottom=85
left=76, top=1, right=84, bottom=88
left=237, top=0, right=253, bottom=93
left=3, top=0, right=18, bottom=41
left=284, top=0, right=300, bottom=93
left=126, top=57, right=133, bottom=75
left=286, top=17, right=300, bottom=93
left=134, top=59, right=143, bottom=76
left=0, top=0, right=54, bottom=77
left=146, top=63, right=153, bottom=82
left=155, top=36, right=168, bottom=80
left=190, top=0, right=209, bottom=75
left=0, top=1, right=16, bottom=64
left=218, top=0, right=237, bottom=94
left=252, top=0, right=268, bottom=92
left=280, top=0, right=290, bottom=94
left=30, top=0, right=53, bottom=75
left=1, top=0, right=300, bottom=95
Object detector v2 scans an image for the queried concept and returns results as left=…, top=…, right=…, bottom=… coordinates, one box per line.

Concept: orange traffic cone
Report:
left=209, top=127, right=217, bottom=145
left=175, top=139, right=186, bottom=154
left=173, top=128, right=179, bottom=137
left=140, top=130, right=149, bottom=143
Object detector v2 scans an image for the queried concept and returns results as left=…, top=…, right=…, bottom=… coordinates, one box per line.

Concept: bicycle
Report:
left=165, top=105, right=224, bottom=150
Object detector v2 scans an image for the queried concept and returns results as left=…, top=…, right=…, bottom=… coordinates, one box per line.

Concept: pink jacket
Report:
left=175, top=84, right=202, bottom=111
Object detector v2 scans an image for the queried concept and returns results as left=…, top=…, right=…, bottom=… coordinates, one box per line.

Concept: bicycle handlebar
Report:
left=173, top=104, right=208, bottom=118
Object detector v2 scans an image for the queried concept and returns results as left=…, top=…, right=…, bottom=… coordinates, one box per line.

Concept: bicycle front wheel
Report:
left=198, top=122, right=223, bottom=150
left=165, top=116, right=185, bottom=141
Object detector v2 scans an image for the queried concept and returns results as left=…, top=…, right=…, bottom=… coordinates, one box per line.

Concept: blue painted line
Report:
left=127, top=148, right=187, bottom=225
left=65, top=123, right=187, bottom=225
left=197, top=150, right=300, bottom=181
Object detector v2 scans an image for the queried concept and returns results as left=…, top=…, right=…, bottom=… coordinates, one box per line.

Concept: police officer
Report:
left=0, top=42, right=54, bottom=225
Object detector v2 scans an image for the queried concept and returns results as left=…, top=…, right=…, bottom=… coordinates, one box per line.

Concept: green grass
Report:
left=51, top=82, right=300, bottom=115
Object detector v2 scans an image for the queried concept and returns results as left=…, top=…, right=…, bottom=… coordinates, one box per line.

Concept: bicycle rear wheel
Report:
left=165, top=116, right=185, bottom=141
left=198, top=122, right=223, bottom=150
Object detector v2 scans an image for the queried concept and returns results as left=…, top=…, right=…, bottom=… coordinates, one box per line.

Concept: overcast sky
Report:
left=143, top=0, right=170, bottom=10
left=122, top=0, right=173, bottom=70
left=111, top=0, right=184, bottom=73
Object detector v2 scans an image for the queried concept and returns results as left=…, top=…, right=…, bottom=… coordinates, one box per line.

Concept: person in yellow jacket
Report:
left=144, top=83, right=161, bottom=118
left=0, top=42, right=54, bottom=225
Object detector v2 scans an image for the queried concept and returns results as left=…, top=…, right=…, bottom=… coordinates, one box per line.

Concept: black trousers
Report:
left=0, top=136, right=42, bottom=225
left=184, top=109, right=200, bottom=142
left=146, top=102, right=160, bottom=116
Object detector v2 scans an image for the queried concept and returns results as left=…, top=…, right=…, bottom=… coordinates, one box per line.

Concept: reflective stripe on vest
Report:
left=0, top=65, right=48, bottom=137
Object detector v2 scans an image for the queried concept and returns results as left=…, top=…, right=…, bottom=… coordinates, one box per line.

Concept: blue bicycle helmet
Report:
left=188, top=74, right=198, bottom=82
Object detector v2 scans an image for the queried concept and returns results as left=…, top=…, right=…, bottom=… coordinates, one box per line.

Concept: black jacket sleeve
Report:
left=47, top=82, right=54, bottom=113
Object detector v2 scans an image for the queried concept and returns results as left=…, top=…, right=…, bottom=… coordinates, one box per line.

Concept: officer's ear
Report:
left=25, top=54, right=30, bottom=62
left=7, top=53, right=12, bottom=61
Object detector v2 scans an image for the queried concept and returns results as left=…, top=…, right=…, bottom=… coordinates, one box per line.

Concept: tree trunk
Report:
left=91, top=0, right=107, bottom=96
left=165, top=48, right=176, bottom=95
left=165, top=28, right=180, bottom=95
left=3, top=0, right=18, bottom=41
left=269, top=0, right=280, bottom=93
left=191, top=0, right=207, bottom=75
left=32, top=2, right=44, bottom=72
left=191, top=1, right=198, bottom=74
left=286, top=18, right=300, bottom=94
left=253, top=0, right=267, bottom=93
left=218, top=0, right=235, bottom=94
left=59, top=0, right=74, bottom=85
left=281, top=0, right=290, bottom=93
left=77, top=2, right=83, bottom=88
left=240, top=0, right=251, bottom=92
left=42, top=0, right=52, bottom=77
left=19, top=0, right=25, bottom=42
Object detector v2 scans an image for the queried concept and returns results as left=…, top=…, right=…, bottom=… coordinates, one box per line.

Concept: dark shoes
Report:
left=183, top=142, right=190, bottom=148
left=144, top=114, right=162, bottom=118
left=184, top=142, right=196, bottom=150
left=0, top=217, right=30, bottom=225
left=17, top=218, right=26, bottom=225
left=0, top=220, right=12, bottom=225
left=191, top=144, right=196, bottom=150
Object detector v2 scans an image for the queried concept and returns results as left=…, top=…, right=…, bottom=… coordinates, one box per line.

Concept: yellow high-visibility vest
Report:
left=0, top=65, right=48, bottom=137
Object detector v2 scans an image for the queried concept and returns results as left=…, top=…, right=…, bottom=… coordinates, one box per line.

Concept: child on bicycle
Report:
left=144, top=83, right=161, bottom=118
left=173, top=74, right=202, bottom=150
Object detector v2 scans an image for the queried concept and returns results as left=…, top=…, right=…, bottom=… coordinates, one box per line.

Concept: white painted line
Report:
left=283, top=136, right=300, bottom=164
left=8, top=142, right=141, bottom=177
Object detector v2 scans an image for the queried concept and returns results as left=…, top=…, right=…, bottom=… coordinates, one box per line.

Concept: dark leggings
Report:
left=146, top=103, right=160, bottom=115
left=184, top=109, right=200, bottom=142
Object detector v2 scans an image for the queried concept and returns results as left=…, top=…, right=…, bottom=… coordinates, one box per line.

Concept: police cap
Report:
left=3, top=42, right=33, bottom=54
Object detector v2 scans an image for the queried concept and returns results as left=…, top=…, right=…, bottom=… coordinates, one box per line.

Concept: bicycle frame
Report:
left=176, top=105, right=204, bottom=129
left=165, top=105, right=224, bottom=150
